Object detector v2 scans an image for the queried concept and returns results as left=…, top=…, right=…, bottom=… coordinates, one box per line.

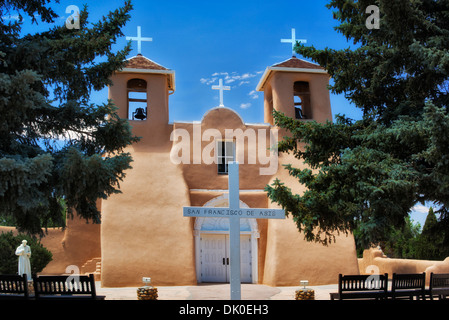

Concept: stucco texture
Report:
left=101, top=149, right=196, bottom=287
left=263, top=152, right=359, bottom=286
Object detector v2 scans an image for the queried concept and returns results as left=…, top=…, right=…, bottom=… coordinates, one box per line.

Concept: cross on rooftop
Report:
left=212, top=79, right=231, bottom=107
left=281, top=28, right=307, bottom=56
left=126, top=26, right=153, bottom=55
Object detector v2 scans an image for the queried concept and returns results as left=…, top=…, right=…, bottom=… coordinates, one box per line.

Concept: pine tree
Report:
left=265, top=0, right=449, bottom=246
left=372, top=216, right=421, bottom=259
left=415, top=207, right=449, bottom=259
left=0, top=1, right=139, bottom=235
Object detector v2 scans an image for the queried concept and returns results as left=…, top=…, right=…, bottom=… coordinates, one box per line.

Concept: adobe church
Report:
left=95, top=46, right=360, bottom=287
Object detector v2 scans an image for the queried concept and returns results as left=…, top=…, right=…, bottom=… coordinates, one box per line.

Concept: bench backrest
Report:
left=34, top=273, right=97, bottom=298
left=429, top=273, right=449, bottom=290
left=0, top=274, right=29, bottom=298
left=339, top=273, right=388, bottom=293
left=391, top=273, right=425, bottom=291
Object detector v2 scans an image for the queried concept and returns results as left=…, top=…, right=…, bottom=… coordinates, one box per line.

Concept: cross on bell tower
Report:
left=126, top=26, right=153, bottom=55
left=281, top=28, right=307, bottom=57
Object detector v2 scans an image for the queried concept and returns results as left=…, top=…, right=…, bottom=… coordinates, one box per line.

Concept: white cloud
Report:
left=409, top=203, right=436, bottom=228
left=200, top=77, right=218, bottom=85
left=411, top=204, right=431, bottom=214
left=248, top=90, right=259, bottom=99
left=212, top=72, right=229, bottom=77
left=240, top=103, right=251, bottom=109
left=2, top=15, right=21, bottom=21
left=200, top=71, right=263, bottom=87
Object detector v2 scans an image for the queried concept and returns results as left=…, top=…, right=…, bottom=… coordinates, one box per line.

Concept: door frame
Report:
left=199, top=233, right=252, bottom=283
left=198, top=232, right=253, bottom=283
left=193, top=195, right=259, bottom=284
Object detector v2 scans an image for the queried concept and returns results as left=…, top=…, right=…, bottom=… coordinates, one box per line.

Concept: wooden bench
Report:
left=427, top=273, right=449, bottom=300
left=33, top=273, right=105, bottom=300
left=389, top=273, right=426, bottom=300
left=330, top=273, right=388, bottom=300
left=0, top=274, right=30, bottom=300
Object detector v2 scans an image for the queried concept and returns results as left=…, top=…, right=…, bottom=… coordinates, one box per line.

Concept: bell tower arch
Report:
left=256, top=56, right=332, bottom=125
left=108, top=54, right=175, bottom=144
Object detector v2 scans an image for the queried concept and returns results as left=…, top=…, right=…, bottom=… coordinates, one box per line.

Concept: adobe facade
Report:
left=0, top=54, right=360, bottom=286
left=98, top=54, right=360, bottom=287
left=3, top=53, right=448, bottom=288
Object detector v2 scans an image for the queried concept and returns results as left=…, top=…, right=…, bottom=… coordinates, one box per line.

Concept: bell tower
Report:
left=108, top=54, right=175, bottom=145
left=256, top=56, right=332, bottom=125
left=101, top=31, right=196, bottom=288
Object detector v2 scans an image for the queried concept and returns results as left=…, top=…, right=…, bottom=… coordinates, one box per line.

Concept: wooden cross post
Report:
left=183, top=162, right=285, bottom=300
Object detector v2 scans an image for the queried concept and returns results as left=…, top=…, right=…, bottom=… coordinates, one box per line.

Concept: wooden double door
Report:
left=200, top=234, right=252, bottom=283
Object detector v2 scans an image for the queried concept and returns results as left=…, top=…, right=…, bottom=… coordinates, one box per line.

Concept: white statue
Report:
left=15, top=240, right=32, bottom=280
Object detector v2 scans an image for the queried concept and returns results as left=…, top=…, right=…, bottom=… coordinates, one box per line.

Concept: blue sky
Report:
left=16, top=0, right=361, bottom=122
left=11, top=0, right=432, bottom=227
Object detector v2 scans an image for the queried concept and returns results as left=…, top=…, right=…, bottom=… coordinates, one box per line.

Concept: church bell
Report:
left=133, top=108, right=147, bottom=120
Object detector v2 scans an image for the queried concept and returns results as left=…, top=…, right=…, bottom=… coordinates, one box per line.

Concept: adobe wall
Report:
left=100, top=69, right=199, bottom=287
left=358, top=247, right=449, bottom=285
left=109, top=72, right=173, bottom=151
left=170, top=105, right=360, bottom=286
left=262, top=152, right=360, bottom=286
left=266, top=71, right=332, bottom=124
left=173, top=107, right=274, bottom=191
left=0, top=212, right=101, bottom=275
left=1, top=67, right=353, bottom=286
left=172, top=107, right=279, bottom=284
left=260, top=70, right=359, bottom=285
left=100, top=147, right=197, bottom=287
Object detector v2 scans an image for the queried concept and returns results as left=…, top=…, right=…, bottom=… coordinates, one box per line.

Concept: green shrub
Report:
left=0, top=231, right=52, bottom=275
